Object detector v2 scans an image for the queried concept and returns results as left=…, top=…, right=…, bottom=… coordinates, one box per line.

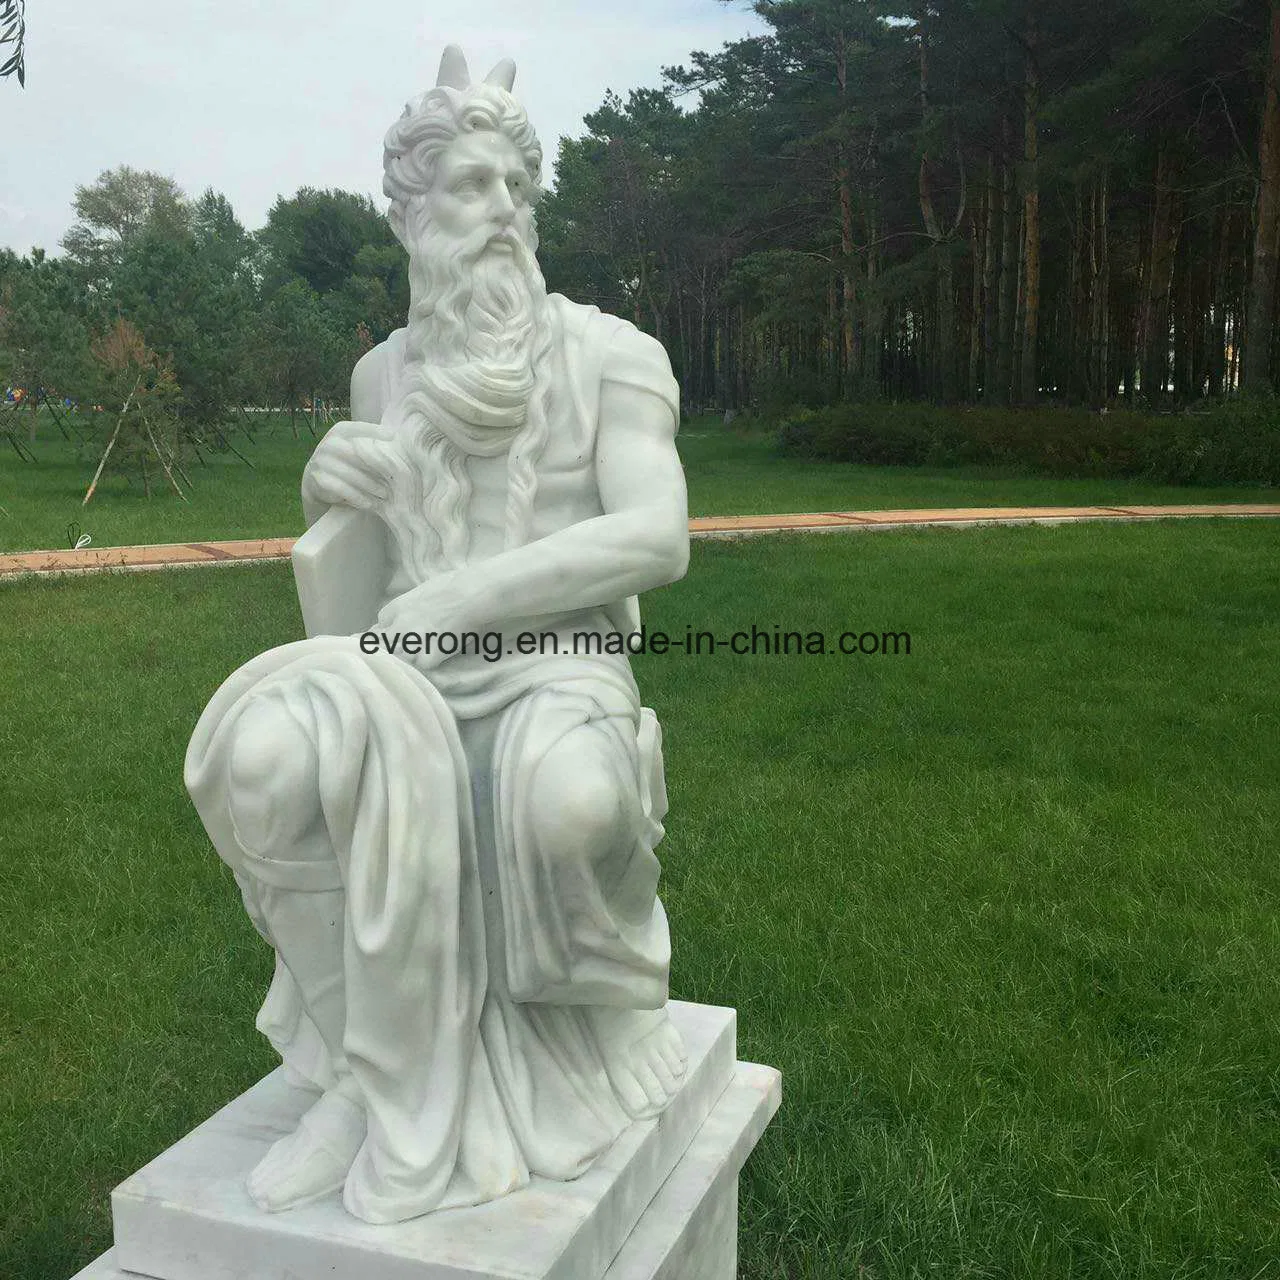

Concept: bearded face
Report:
left=400, top=128, right=550, bottom=440
left=401, top=212, right=544, bottom=434
left=380, top=126, right=554, bottom=578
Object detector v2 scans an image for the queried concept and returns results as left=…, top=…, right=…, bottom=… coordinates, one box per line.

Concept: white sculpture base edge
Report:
left=70, top=1002, right=780, bottom=1280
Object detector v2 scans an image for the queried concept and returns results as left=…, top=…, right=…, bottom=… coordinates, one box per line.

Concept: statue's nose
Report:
left=490, top=182, right=517, bottom=222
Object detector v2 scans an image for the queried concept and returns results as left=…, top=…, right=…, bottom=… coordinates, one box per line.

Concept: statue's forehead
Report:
left=438, top=130, right=526, bottom=176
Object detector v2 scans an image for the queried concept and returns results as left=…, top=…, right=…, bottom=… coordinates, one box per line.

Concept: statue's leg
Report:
left=225, top=692, right=366, bottom=1212
left=528, top=724, right=687, bottom=1119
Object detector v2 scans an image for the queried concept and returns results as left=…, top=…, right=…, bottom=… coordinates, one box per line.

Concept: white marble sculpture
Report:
left=183, top=46, right=691, bottom=1226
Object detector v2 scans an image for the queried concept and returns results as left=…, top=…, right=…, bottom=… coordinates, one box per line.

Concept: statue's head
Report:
left=383, top=47, right=544, bottom=262
left=379, top=47, right=555, bottom=574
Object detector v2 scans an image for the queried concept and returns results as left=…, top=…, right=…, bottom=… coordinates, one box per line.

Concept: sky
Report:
left=1, top=0, right=765, bottom=257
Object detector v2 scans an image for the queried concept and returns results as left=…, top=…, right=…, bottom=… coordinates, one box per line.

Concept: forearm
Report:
left=413, top=507, right=687, bottom=631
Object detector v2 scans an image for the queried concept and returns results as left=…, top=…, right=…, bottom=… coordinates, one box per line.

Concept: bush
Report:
left=776, top=399, right=1280, bottom=487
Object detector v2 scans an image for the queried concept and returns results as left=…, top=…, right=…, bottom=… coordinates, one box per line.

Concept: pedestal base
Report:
left=70, top=1003, right=780, bottom=1280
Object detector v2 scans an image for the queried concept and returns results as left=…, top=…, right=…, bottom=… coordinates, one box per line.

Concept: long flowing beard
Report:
left=385, top=216, right=554, bottom=579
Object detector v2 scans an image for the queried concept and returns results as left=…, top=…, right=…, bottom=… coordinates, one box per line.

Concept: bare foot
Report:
left=248, top=1083, right=366, bottom=1212
left=588, top=1006, right=688, bottom=1120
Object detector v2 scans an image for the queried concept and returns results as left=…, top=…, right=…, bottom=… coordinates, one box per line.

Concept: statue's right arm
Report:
left=300, top=345, right=391, bottom=527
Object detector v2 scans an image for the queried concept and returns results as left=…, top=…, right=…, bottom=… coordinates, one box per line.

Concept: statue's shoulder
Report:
left=547, top=295, right=674, bottom=382
left=548, top=295, right=678, bottom=428
left=351, top=329, right=408, bottom=423
left=548, top=294, right=615, bottom=349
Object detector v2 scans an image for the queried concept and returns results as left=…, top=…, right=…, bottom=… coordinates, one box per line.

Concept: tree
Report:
left=110, top=191, right=257, bottom=427
left=1244, top=0, right=1280, bottom=391
left=83, top=318, right=187, bottom=503
left=1, top=0, right=24, bottom=86
left=61, top=167, right=191, bottom=287
left=0, top=250, right=95, bottom=441
left=252, top=280, right=350, bottom=434
left=536, top=0, right=1275, bottom=410
left=260, top=189, right=403, bottom=297
left=258, top=187, right=409, bottom=349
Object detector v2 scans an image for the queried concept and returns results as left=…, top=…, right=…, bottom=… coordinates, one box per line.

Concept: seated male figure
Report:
left=185, top=46, right=690, bottom=1225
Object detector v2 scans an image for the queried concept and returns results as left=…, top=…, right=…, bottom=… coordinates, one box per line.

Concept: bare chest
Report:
left=380, top=398, right=603, bottom=587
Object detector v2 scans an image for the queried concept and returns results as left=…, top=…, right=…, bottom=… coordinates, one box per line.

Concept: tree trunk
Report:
left=982, top=152, right=1001, bottom=401
left=1020, top=5, right=1041, bottom=404
left=698, top=264, right=710, bottom=409
left=1244, top=0, right=1280, bottom=392
left=1067, top=186, right=1085, bottom=401
left=1209, top=207, right=1232, bottom=396
left=1096, top=175, right=1111, bottom=403
left=969, top=203, right=983, bottom=401
left=997, top=117, right=1019, bottom=405
left=864, top=204, right=883, bottom=394
left=917, top=15, right=961, bottom=403
left=835, top=29, right=860, bottom=392
left=1090, top=176, right=1111, bottom=404
left=1137, top=141, right=1182, bottom=400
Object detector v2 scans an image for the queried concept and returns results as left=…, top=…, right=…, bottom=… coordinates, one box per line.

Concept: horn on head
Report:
left=436, top=44, right=472, bottom=90
left=484, top=58, right=517, bottom=92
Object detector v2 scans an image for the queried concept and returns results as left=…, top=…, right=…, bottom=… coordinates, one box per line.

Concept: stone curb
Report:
left=2, top=505, right=1278, bottom=579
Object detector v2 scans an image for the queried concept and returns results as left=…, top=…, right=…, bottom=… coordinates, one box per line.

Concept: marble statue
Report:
left=183, top=46, right=691, bottom=1226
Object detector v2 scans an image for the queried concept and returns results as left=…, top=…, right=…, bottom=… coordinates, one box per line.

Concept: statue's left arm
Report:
left=377, top=337, right=688, bottom=640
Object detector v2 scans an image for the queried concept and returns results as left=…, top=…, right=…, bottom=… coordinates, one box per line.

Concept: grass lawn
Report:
left=1, top=411, right=1275, bottom=554
left=3, top=521, right=1280, bottom=1277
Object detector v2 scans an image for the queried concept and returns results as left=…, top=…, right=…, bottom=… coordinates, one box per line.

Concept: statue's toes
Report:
left=614, top=1065, right=657, bottom=1119
left=657, top=1024, right=688, bottom=1077
left=250, top=1146, right=348, bottom=1212
left=632, top=1060, right=670, bottom=1113
left=246, top=1087, right=365, bottom=1213
left=246, top=1154, right=277, bottom=1207
left=247, top=1134, right=303, bottom=1211
left=649, top=1051, right=681, bottom=1098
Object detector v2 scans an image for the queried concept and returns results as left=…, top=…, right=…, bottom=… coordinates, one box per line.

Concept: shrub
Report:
left=776, top=399, right=1280, bottom=487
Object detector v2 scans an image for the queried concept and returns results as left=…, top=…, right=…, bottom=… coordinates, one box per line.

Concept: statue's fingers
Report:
left=329, top=418, right=379, bottom=438
left=316, top=459, right=385, bottom=504
left=336, top=458, right=386, bottom=496
left=314, top=472, right=373, bottom=510
left=351, top=438, right=394, bottom=473
left=337, top=417, right=394, bottom=441
left=329, top=441, right=392, bottom=493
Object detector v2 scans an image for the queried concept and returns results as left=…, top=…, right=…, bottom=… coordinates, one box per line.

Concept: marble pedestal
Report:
left=70, top=1002, right=780, bottom=1280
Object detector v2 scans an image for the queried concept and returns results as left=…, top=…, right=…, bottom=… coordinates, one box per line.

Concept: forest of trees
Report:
left=0, top=170, right=408, bottom=433
left=539, top=0, right=1280, bottom=411
left=4, top=0, right=1280, bottom=433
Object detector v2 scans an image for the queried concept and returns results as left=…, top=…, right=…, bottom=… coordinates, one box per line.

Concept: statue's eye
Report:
left=453, top=179, right=482, bottom=197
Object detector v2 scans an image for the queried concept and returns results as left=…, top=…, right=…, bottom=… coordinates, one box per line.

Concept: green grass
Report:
left=1, top=411, right=1275, bottom=554
left=3, top=521, right=1280, bottom=1277
left=0, top=411, right=319, bottom=554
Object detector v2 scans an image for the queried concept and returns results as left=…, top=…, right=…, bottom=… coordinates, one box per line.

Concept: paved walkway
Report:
left=2, top=504, right=1278, bottom=578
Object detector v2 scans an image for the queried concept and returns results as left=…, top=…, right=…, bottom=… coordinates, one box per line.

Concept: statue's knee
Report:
left=532, top=739, right=632, bottom=864
left=228, top=696, right=322, bottom=856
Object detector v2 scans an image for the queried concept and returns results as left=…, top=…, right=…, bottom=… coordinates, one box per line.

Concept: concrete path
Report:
left=2, top=504, right=1278, bottom=579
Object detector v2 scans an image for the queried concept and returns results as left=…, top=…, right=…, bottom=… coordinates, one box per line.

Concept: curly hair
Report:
left=383, top=84, right=544, bottom=250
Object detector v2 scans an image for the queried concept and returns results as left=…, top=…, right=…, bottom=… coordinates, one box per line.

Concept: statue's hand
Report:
left=375, top=573, right=473, bottom=670
left=301, top=420, right=397, bottom=513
